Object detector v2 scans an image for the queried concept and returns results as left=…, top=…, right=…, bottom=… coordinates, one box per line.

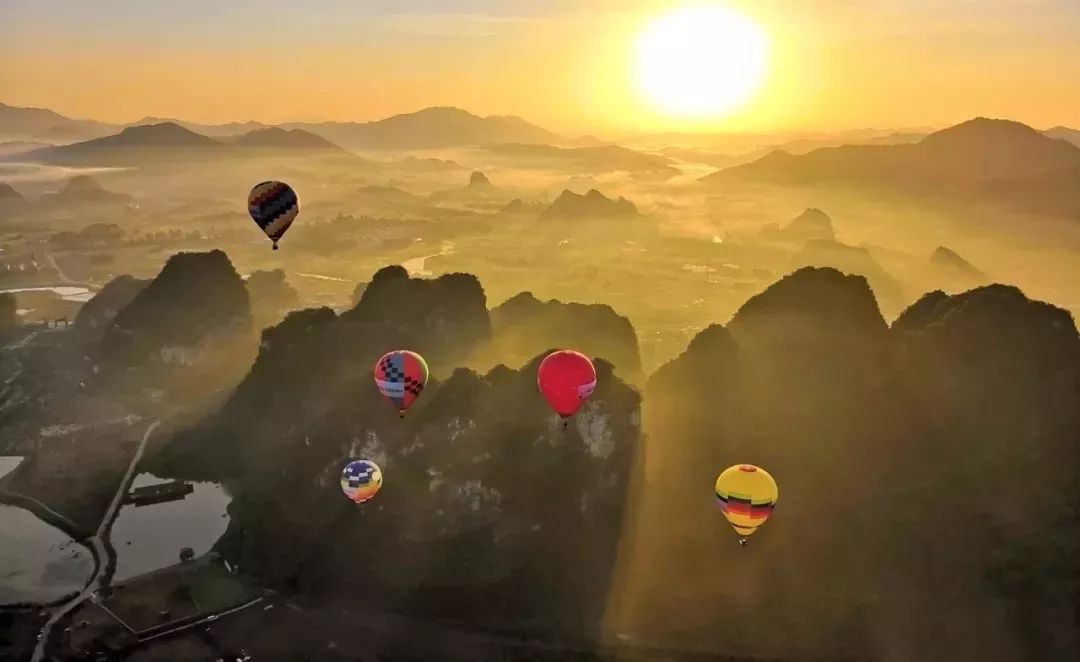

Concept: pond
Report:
left=110, top=473, right=232, bottom=582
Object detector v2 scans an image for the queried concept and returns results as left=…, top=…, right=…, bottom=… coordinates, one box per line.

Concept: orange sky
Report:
left=2, top=0, right=1079, bottom=134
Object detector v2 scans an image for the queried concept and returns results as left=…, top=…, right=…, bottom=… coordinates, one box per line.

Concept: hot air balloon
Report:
left=537, top=350, right=597, bottom=428
left=715, top=464, right=778, bottom=546
left=374, top=350, right=429, bottom=418
left=340, top=459, right=382, bottom=504
left=248, top=181, right=299, bottom=250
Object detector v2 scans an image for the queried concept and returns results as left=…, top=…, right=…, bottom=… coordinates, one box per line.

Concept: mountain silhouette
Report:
left=1043, top=125, right=1080, bottom=147
left=73, top=275, right=151, bottom=341
left=39, top=175, right=133, bottom=206
left=0, top=101, right=115, bottom=140
left=500, top=198, right=548, bottom=216
left=541, top=189, right=639, bottom=220
left=467, top=171, right=493, bottom=190
left=231, top=127, right=345, bottom=152
left=488, top=291, right=642, bottom=378
left=929, top=245, right=986, bottom=280
left=704, top=118, right=1080, bottom=217
left=282, top=106, right=561, bottom=149
left=128, top=116, right=271, bottom=137
left=98, top=250, right=252, bottom=371
left=22, top=122, right=223, bottom=164
left=777, top=207, right=836, bottom=243
left=789, top=239, right=906, bottom=315
left=613, top=267, right=1079, bottom=660
left=0, top=181, right=26, bottom=211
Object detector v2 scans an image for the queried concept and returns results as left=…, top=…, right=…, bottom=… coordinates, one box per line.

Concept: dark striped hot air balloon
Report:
left=373, top=350, right=429, bottom=419
left=247, top=181, right=299, bottom=250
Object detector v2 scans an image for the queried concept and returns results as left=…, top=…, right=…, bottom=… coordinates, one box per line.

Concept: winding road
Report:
left=30, top=419, right=161, bottom=662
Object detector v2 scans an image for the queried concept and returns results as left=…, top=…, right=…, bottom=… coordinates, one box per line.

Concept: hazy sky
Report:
left=2, top=0, right=1079, bottom=134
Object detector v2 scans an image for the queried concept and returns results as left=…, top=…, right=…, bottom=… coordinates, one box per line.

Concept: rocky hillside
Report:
left=609, top=267, right=1080, bottom=661
left=489, top=292, right=642, bottom=379
left=73, top=275, right=150, bottom=341
left=152, top=268, right=643, bottom=641
left=98, top=250, right=252, bottom=373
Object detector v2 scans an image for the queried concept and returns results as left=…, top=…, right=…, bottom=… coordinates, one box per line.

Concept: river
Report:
left=0, top=286, right=94, bottom=303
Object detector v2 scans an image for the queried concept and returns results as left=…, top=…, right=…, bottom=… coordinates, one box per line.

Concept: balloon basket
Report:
left=737, top=538, right=748, bottom=547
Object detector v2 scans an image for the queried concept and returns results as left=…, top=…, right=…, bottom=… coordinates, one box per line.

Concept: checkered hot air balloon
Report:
left=340, top=459, right=383, bottom=504
left=537, top=350, right=597, bottom=426
left=373, top=350, right=429, bottom=419
left=715, top=464, right=778, bottom=546
left=247, top=181, right=299, bottom=250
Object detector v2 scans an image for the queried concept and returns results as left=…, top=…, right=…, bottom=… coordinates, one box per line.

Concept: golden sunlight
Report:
left=635, top=4, right=769, bottom=119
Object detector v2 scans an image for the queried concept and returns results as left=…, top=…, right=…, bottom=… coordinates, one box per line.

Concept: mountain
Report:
left=541, top=189, right=639, bottom=220
left=0, top=141, right=50, bottom=157
left=488, top=292, right=642, bottom=379
left=500, top=198, right=548, bottom=216
left=39, top=175, right=133, bottom=206
left=0, top=181, right=26, bottom=208
left=149, top=262, right=642, bottom=646
left=343, top=265, right=492, bottom=372
left=98, top=250, right=252, bottom=372
left=21, top=122, right=223, bottom=165
left=467, top=170, right=494, bottom=190
left=231, top=127, right=345, bottom=152
left=612, top=267, right=1080, bottom=660
left=777, top=207, right=836, bottom=243
left=73, top=275, right=151, bottom=341
left=488, top=143, right=677, bottom=175
left=929, top=245, right=987, bottom=280
left=1044, top=125, right=1080, bottom=147
left=705, top=118, right=1080, bottom=217
left=128, top=116, right=271, bottom=138
left=282, top=106, right=561, bottom=149
left=0, top=102, right=115, bottom=140
left=245, top=269, right=300, bottom=330
left=789, top=239, right=906, bottom=315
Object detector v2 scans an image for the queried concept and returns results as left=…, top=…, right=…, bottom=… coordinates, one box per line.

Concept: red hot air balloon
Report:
left=374, top=350, right=429, bottom=419
left=537, top=350, right=597, bottom=425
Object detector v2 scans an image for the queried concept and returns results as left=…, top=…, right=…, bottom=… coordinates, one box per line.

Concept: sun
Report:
left=635, top=5, right=769, bottom=119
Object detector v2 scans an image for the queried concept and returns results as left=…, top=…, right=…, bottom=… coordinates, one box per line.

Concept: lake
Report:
left=110, top=473, right=232, bottom=582
left=0, top=456, right=95, bottom=604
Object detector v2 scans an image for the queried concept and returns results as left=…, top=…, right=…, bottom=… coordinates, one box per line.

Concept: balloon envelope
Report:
left=715, top=464, right=778, bottom=538
left=373, top=350, right=429, bottom=414
left=537, top=350, right=597, bottom=418
left=341, top=459, right=383, bottom=504
left=248, top=181, right=299, bottom=249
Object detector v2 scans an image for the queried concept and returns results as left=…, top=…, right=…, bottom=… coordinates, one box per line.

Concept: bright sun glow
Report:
left=635, top=5, right=769, bottom=119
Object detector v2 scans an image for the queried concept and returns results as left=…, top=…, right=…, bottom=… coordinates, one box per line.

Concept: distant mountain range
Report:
left=15, top=122, right=346, bottom=165
left=542, top=189, right=639, bottom=220
left=0, top=103, right=566, bottom=153
left=704, top=118, right=1080, bottom=218
left=280, top=107, right=562, bottom=149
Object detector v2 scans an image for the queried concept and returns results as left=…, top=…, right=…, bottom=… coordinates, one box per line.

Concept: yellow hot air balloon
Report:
left=715, top=464, right=778, bottom=546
